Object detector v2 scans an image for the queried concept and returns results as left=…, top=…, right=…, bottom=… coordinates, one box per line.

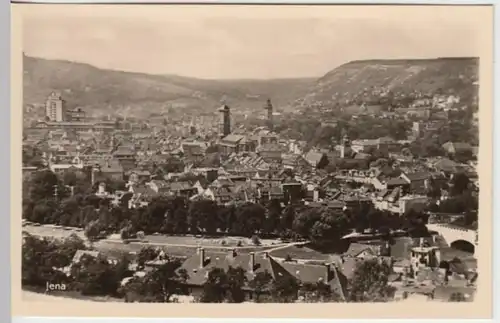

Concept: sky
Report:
left=20, top=5, right=487, bottom=79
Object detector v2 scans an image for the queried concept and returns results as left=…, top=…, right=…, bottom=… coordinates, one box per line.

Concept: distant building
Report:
left=218, top=103, right=231, bottom=138
left=442, top=142, right=473, bottom=156
left=45, top=92, right=66, bottom=122
left=44, top=92, right=86, bottom=122
left=66, top=108, right=86, bottom=122
left=265, top=99, right=274, bottom=132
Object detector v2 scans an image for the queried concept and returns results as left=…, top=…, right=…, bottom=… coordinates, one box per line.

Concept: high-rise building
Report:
left=265, top=99, right=274, bottom=132
left=218, top=103, right=231, bottom=138
left=45, top=92, right=66, bottom=122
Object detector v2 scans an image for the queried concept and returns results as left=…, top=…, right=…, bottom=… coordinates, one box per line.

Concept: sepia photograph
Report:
left=11, top=3, right=494, bottom=318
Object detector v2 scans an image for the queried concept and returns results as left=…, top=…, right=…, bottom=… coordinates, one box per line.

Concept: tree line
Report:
left=23, top=169, right=438, bottom=250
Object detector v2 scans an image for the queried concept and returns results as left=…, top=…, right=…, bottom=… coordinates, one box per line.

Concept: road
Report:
left=23, top=224, right=308, bottom=255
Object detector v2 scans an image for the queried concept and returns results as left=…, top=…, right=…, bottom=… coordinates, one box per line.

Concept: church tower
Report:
left=340, top=133, right=351, bottom=159
left=218, top=102, right=231, bottom=138
left=265, top=99, right=274, bottom=132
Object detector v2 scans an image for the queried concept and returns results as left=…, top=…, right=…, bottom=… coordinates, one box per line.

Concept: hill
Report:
left=22, top=55, right=314, bottom=119
left=294, top=57, right=479, bottom=109
left=23, top=56, right=479, bottom=122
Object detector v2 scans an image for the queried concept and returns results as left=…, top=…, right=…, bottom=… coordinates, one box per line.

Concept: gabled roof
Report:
left=72, top=250, right=100, bottom=264
left=354, top=152, right=371, bottom=160
left=178, top=251, right=287, bottom=286
left=170, top=181, right=193, bottom=191
left=304, top=151, right=325, bottom=166
left=222, top=134, right=246, bottom=144
left=150, top=179, right=169, bottom=189
left=343, top=243, right=378, bottom=257
left=402, top=171, right=431, bottom=182
left=386, top=177, right=408, bottom=186
left=442, top=141, right=472, bottom=152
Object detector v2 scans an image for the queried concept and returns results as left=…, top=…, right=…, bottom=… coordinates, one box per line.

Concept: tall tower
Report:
left=45, top=92, right=66, bottom=122
left=265, top=99, right=274, bottom=132
left=189, top=117, right=197, bottom=135
left=218, top=102, right=231, bottom=138
left=340, top=133, right=351, bottom=159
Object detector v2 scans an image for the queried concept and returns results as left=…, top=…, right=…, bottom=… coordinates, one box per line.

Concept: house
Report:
left=72, top=250, right=101, bottom=264
left=127, top=170, right=152, bottom=184
left=343, top=242, right=389, bottom=259
left=400, top=171, right=431, bottom=194
left=147, top=180, right=170, bottom=194
left=385, top=177, right=410, bottom=192
left=113, top=147, right=136, bottom=171
left=170, top=181, right=197, bottom=197
left=203, top=186, right=234, bottom=204
left=429, top=158, right=462, bottom=175
left=91, top=160, right=124, bottom=184
left=181, top=142, right=205, bottom=162
left=398, top=195, right=429, bottom=214
left=257, top=143, right=283, bottom=163
left=192, top=178, right=210, bottom=195
left=177, top=249, right=346, bottom=301
left=304, top=151, right=329, bottom=169
left=128, top=185, right=161, bottom=207
left=219, top=134, right=256, bottom=155
left=442, top=142, right=473, bottom=156
left=282, top=154, right=311, bottom=170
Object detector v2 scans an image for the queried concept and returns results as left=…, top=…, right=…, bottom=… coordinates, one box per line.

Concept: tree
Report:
left=187, top=200, right=220, bottom=234
left=251, top=235, right=261, bottom=246
left=199, top=268, right=229, bottom=303
left=263, top=199, right=282, bottom=234
left=22, top=234, right=70, bottom=287
left=122, top=260, right=188, bottom=302
left=57, top=197, right=81, bottom=227
left=28, top=170, right=60, bottom=201
left=29, top=199, right=57, bottom=224
left=136, top=247, right=161, bottom=267
left=226, top=266, right=247, bottom=303
left=292, top=207, right=322, bottom=238
left=348, top=259, right=395, bottom=302
left=270, top=275, right=300, bottom=303
left=300, top=282, right=341, bottom=302
left=233, top=203, right=266, bottom=236
left=71, top=254, right=120, bottom=296
left=449, top=172, right=471, bottom=196
left=199, top=266, right=247, bottom=303
left=84, top=220, right=102, bottom=244
left=249, top=270, right=273, bottom=302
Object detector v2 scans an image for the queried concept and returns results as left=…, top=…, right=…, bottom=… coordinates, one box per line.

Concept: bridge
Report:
left=426, top=223, right=477, bottom=254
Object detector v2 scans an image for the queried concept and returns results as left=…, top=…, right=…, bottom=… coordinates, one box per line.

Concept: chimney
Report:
left=385, top=241, right=391, bottom=256
left=199, top=248, right=205, bottom=268
left=249, top=252, right=255, bottom=272
left=432, top=235, right=437, bottom=244
left=324, top=264, right=330, bottom=282
left=434, top=249, right=441, bottom=266
left=419, top=237, right=424, bottom=247
left=263, top=252, right=269, bottom=259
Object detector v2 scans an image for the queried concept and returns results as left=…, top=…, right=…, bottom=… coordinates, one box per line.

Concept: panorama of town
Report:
left=22, top=69, right=479, bottom=304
